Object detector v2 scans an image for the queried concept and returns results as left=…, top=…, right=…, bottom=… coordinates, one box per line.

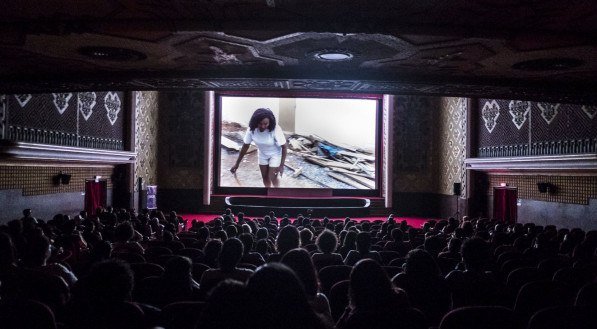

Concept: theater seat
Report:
left=439, top=306, right=521, bottom=329
left=160, top=301, right=205, bottom=329
left=328, top=280, right=350, bottom=322
left=0, top=299, right=56, bottom=329
left=318, top=265, right=352, bottom=295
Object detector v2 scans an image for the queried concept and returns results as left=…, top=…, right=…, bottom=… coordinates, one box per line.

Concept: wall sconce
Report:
left=53, top=171, right=72, bottom=185
left=537, top=182, right=556, bottom=194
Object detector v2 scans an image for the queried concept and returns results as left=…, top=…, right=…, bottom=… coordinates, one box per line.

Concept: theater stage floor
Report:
left=180, top=213, right=432, bottom=230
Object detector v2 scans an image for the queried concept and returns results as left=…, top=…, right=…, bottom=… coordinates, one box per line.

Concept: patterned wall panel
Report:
left=157, top=91, right=204, bottom=189
left=487, top=174, right=597, bottom=205
left=478, top=98, right=530, bottom=149
left=78, top=91, right=125, bottom=148
left=477, top=99, right=597, bottom=157
left=8, top=93, right=78, bottom=134
left=438, top=97, right=467, bottom=197
left=134, top=91, right=159, bottom=193
left=0, top=165, right=113, bottom=196
left=393, top=96, right=439, bottom=193
left=0, top=95, right=6, bottom=139
left=4, top=92, right=125, bottom=150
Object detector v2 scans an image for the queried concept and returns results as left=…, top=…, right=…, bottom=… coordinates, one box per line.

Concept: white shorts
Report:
left=258, top=153, right=282, bottom=167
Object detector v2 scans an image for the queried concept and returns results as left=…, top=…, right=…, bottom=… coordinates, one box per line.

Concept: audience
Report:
left=0, top=206, right=595, bottom=329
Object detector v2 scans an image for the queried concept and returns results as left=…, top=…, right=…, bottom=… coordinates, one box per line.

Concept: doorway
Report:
left=493, top=187, right=517, bottom=224
left=85, top=179, right=107, bottom=215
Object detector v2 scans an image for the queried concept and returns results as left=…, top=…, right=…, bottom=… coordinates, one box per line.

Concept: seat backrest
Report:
left=130, top=262, right=165, bottom=281
left=160, top=301, right=206, bottom=329
left=192, top=263, right=211, bottom=282
left=328, top=280, right=350, bottom=322
left=439, top=306, right=521, bottom=329
left=176, top=248, right=205, bottom=263
left=113, top=252, right=146, bottom=264
left=514, top=281, right=574, bottom=322
left=318, top=265, right=352, bottom=295
left=0, top=299, right=57, bottom=329
left=379, top=251, right=401, bottom=265
left=506, top=267, right=539, bottom=299
left=527, top=305, right=597, bottom=329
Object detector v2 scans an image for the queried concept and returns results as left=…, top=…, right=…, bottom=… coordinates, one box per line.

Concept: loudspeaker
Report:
left=537, top=182, right=549, bottom=193
left=453, top=182, right=462, bottom=196
left=60, top=174, right=71, bottom=185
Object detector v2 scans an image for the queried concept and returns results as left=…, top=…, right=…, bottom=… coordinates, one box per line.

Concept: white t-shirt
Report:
left=243, top=126, right=286, bottom=157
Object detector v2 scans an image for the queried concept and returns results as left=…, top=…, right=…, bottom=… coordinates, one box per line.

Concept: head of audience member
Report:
left=350, top=259, right=400, bottom=310
left=85, top=259, right=134, bottom=304
left=391, top=228, right=404, bottom=242
left=203, top=239, right=223, bottom=267
left=300, top=229, right=314, bottom=246
left=246, top=263, right=328, bottom=329
left=218, top=238, right=244, bottom=272
left=403, top=249, right=440, bottom=278
left=461, top=237, right=490, bottom=271
left=342, top=230, right=358, bottom=250
left=255, top=239, right=269, bottom=257
left=316, top=229, right=338, bottom=254
left=356, top=232, right=372, bottom=254
left=214, top=230, right=228, bottom=242
left=423, top=235, right=443, bottom=258
left=91, top=240, right=112, bottom=262
left=199, top=279, right=248, bottom=329
left=238, top=233, right=255, bottom=255
left=163, top=255, right=194, bottom=285
left=256, top=227, right=269, bottom=240
left=225, top=225, right=238, bottom=238
left=23, top=234, right=51, bottom=267
left=114, top=222, right=135, bottom=243
left=447, top=237, right=462, bottom=255
left=276, top=225, right=300, bottom=256
left=281, top=248, right=319, bottom=298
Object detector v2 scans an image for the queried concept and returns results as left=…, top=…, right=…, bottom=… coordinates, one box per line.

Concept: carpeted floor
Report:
left=180, top=213, right=432, bottom=230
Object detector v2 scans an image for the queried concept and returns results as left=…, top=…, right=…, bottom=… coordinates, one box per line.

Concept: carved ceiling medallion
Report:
left=482, top=100, right=500, bottom=133
left=509, top=100, right=531, bottom=129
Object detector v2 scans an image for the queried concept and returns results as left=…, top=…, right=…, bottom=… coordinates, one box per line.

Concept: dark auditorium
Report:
left=0, top=1, right=596, bottom=329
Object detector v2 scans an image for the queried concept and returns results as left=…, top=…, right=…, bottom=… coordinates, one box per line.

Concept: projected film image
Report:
left=220, top=96, right=377, bottom=189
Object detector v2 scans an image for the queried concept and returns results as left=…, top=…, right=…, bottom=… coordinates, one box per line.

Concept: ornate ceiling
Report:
left=1, top=0, right=596, bottom=102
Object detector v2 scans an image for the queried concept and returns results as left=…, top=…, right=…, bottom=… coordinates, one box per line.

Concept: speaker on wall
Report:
left=453, top=182, right=462, bottom=196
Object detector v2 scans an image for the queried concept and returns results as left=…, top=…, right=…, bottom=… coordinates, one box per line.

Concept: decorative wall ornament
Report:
left=481, top=100, right=500, bottom=133
left=104, top=92, right=122, bottom=125
left=0, top=95, right=6, bottom=139
left=582, top=105, right=597, bottom=119
left=78, top=92, right=96, bottom=121
left=509, top=100, right=531, bottom=129
left=52, top=93, right=72, bottom=114
left=15, top=94, right=32, bottom=107
left=538, top=102, right=560, bottom=124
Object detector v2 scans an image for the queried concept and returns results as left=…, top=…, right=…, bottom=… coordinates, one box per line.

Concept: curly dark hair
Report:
left=249, top=108, right=276, bottom=132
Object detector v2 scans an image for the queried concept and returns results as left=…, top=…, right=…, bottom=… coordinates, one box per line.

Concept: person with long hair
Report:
left=230, top=108, right=287, bottom=187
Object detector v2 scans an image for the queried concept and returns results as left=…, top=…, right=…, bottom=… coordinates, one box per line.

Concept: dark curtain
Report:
left=85, top=180, right=107, bottom=215
left=493, top=187, right=517, bottom=224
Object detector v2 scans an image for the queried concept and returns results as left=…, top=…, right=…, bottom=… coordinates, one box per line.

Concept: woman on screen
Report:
left=230, top=108, right=287, bottom=187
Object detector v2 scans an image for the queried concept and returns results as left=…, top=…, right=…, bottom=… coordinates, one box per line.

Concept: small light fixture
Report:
left=312, top=50, right=354, bottom=62
left=500, top=183, right=507, bottom=187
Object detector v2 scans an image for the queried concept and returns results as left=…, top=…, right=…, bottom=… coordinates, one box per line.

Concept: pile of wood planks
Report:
left=287, top=134, right=375, bottom=189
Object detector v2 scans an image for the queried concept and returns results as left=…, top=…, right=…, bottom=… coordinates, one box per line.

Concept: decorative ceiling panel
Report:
left=0, top=1, right=596, bottom=102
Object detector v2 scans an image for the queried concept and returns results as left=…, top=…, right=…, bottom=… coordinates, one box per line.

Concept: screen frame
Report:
left=213, top=90, right=383, bottom=197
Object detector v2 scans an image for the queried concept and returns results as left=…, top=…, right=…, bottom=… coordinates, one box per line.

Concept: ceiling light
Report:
left=313, top=50, right=354, bottom=62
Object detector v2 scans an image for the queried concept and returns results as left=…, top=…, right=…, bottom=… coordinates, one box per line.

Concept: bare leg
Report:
left=269, top=166, right=280, bottom=187
left=259, top=165, right=271, bottom=187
